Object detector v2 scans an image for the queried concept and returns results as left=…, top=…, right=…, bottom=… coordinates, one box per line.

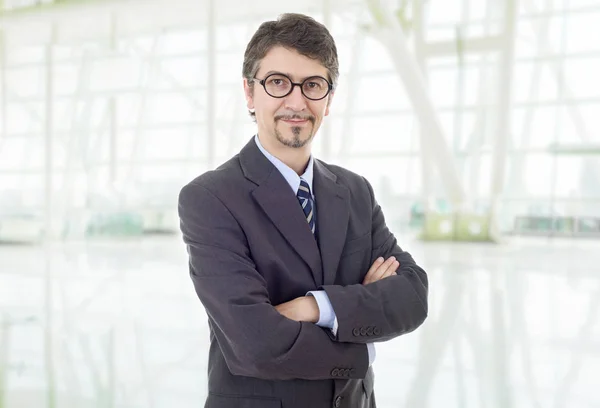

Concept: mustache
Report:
left=275, top=114, right=315, bottom=122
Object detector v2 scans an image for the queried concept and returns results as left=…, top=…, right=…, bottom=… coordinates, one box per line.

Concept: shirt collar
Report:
left=254, top=134, right=314, bottom=196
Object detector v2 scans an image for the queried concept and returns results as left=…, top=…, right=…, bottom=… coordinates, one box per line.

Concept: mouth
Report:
left=279, top=117, right=312, bottom=126
left=282, top=119, right=308, bottom=124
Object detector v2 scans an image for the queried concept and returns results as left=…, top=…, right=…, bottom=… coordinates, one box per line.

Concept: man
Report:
left=178, top=13, right=428, bottom=408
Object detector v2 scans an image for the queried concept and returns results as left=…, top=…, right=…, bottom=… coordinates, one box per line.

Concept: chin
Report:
left=274, top=126, right=314, bottom=149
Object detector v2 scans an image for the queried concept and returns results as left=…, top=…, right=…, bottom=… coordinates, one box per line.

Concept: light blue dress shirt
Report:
left=254, top=135, right=375, bottom=365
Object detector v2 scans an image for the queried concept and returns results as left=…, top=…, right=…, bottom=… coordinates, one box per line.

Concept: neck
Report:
left=258, top=134, right=311, bottom=175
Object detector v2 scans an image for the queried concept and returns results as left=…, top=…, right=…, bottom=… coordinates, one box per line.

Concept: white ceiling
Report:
left=0, top=0, right=369, bottom=46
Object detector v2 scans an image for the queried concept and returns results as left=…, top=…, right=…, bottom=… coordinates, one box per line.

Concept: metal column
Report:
left=44, top=25, right=56, bottom=240
left=365, top=0, right=467, bottom=208
left=43, top=23, right=57, bottom=408
left=0, top=29, right=6, bottom=145
left=320, top=0, right=333, bottom=161
left=206, top=0, right=216, bottom=168
left=489, top=0, right=518, bottom=229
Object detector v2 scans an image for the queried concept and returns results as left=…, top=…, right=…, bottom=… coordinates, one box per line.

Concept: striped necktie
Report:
left=297, top=178, right=316, bottom=236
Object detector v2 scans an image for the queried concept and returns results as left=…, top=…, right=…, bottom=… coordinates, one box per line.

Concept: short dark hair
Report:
left=242, top=13, right=339, bottom=120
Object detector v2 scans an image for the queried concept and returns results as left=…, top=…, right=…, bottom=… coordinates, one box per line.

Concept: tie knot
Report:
left=297, top=178, right=311, bottom=199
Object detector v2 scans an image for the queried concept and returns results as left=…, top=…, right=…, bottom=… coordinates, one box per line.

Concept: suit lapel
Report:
left=240, top=137, right=323, bottom=287
left=313, top=160, right=350, bottom=287
left=252, top=172, right=323, bottom=286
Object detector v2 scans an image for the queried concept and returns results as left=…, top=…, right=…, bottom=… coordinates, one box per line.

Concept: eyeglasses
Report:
left=253, top=73, right=333, bottom=101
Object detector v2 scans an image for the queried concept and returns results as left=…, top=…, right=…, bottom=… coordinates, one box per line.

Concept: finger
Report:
left=363, top=257, right=384, bottom=284
left=380, top=261, right=400, bottom=279
left=364, top=256, right=391, bottom=284
left=371, top=256, right=396, bottom=281
left=367, top=257, right=384, bottom=276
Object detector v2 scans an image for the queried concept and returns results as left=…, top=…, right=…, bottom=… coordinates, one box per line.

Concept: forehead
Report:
left=257, top=46, right=329, bottom=80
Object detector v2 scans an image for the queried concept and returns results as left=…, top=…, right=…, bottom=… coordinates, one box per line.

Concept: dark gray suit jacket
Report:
left=178, top=137, right=428, bottom=408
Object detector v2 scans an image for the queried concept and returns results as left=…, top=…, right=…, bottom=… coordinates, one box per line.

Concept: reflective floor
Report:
left=0, top=234, right=598, bottom=408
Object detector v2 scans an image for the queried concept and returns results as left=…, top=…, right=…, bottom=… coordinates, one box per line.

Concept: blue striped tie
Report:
left=297, top=178, right=316, bottom=236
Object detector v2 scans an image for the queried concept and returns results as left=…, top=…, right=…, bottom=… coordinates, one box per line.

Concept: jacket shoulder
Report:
left=317, top=160, right=369, bottom=187
left=181, top=155, right=243, bottom=192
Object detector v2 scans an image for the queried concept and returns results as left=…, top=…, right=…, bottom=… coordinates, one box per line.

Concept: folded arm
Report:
left=318, top=177, right=429, bottom=344
left=179, top=181, right=370, bottom=380
left=301, top=290, right=376, bottom=365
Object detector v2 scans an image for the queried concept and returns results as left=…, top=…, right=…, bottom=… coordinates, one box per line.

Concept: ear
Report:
left=243, top=78, right=255, bottom=111
left=324, top=91, right=334, bottom=117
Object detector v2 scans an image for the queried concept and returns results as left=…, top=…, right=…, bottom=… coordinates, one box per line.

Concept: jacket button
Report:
left=331, top=368, right=339, bottom=376
left=334, top=396, right=343, bottom=407
left=366, top=327, right=374, bottom=336
left=374, top=327, right=381, bottom=335
left=360, top=327, right=367, bottom=336
left=352, top=328, right=360, bottom=336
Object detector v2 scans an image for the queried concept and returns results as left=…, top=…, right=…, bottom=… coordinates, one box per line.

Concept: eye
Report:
left=266, top=75, right=290, bottom=87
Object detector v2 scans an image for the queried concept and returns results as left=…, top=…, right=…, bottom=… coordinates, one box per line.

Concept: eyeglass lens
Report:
left=262, top=74, right=330, bottom=100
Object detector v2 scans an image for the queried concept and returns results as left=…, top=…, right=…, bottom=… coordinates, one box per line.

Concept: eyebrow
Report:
left=262, top=71, right=327, bottom=81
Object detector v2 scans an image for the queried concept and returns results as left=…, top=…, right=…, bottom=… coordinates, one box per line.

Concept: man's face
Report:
left=244, top=46, right=333, bottom=150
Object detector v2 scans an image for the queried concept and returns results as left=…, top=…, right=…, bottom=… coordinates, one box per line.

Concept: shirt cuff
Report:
left=306, top=290, right=336, bottom=329
left=332, top=316, right=338, bottom=337
left=367, top=343, right=376, bottom=366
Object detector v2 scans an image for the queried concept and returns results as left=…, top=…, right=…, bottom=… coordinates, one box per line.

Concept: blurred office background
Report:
left=0, top=0, right=599, bottom=407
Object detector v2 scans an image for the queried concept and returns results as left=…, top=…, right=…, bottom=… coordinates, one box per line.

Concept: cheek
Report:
left=256, top=97, right=280, bottom=122
left=264, top=99, right=283, bottom=118
left=312, top=102, right=328, bottom=120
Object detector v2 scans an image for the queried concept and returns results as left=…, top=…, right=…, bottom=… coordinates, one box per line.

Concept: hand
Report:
left=274, top=296, right=320, bottom=323
left=362, top=256, right=399, bottom=285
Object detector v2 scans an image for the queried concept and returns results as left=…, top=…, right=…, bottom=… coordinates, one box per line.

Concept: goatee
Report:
left=274, top=124, right=314, bottom=148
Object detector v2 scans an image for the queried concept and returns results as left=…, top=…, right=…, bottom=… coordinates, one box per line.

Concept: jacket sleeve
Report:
left=178, top=181, right=370, bottom=380
left=319, top=177, right=429, bottom=344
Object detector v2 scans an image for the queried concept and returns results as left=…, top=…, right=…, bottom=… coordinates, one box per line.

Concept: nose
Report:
left=283, top=84, right=308, bottom=111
